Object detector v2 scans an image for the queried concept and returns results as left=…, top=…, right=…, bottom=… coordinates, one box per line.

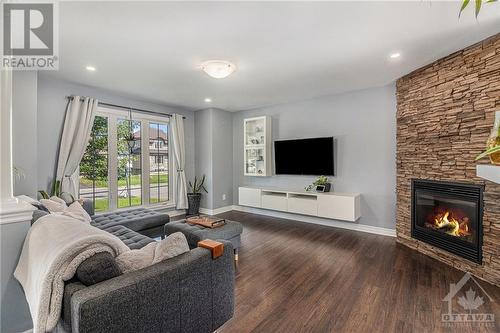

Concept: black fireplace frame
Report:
left=411, top=179, right=484, bottom=264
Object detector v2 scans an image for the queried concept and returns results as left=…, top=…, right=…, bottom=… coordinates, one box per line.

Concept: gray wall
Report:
left=195, top=109, right=213, bottom=208
left=12, top=72, right=38, bottom=197
left=232, top=84, right=397, bottom=229
left=36, top=74, right=195, bottom=194
left=194, top=108, right=233, bottom=210
left=211, top=109, right=233, bottom=208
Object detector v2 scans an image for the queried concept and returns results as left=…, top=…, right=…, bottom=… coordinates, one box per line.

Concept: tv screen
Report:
left=274, top=137, right=334, bottom=175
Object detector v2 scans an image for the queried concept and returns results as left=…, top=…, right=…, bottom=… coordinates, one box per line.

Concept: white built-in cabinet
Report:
left=244, top=116, right=272, bottom=176
left=238, top=186, right=361, bottom=222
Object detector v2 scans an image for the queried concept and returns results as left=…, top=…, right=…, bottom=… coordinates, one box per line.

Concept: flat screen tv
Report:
left=274, top=137, right=334, bottom=175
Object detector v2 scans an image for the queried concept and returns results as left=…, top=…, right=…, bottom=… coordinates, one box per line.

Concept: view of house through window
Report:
left=149, top=123, right=169, bottom=204
left=79, top=110, right=170, bottom=212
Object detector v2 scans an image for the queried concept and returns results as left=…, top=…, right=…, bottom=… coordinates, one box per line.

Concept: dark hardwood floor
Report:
left=214, top=211, right=500, bottom=333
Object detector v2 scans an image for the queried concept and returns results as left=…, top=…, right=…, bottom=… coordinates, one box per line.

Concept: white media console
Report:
left=238, top=186, right=361, bottom=222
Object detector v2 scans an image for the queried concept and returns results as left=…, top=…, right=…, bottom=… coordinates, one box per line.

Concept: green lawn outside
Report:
left=94, top=196, right=165, bottom=212
left=80, top=174, right=168, bottom=188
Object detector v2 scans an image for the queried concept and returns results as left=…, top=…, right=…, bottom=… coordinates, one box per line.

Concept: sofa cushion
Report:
left=76, top=252, right=121, bottom=286
left=91, top=208, right=169, bottom=232
left=104, top=225, right=155, bottom=250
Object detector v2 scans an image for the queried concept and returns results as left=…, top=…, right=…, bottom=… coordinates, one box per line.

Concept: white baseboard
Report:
left=232, top=205, right=396, bottom=237
left=199, top=205, right=234, bottom=216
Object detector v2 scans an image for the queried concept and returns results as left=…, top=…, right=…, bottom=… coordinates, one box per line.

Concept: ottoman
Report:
left=164, top=219, right=243, bottom=260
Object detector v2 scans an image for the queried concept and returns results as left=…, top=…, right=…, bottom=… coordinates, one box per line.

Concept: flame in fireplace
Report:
left=431, top=209, right=471, bottom=237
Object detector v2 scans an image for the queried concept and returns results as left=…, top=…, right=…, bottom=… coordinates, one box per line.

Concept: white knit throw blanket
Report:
left=14, top=214, right=129, bottom=333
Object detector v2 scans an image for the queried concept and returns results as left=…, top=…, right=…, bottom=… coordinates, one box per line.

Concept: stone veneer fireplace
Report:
left=396, top=33, right=500, bottom=286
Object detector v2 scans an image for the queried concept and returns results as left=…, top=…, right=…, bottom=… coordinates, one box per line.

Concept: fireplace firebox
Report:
left=411, top=179, right=483, bottom=264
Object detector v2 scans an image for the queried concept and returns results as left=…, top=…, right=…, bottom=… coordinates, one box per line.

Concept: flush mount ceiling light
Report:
left=86, top=65, right=96, bottom=71
left=204, top=97, right=212, bottom=103
left=390, top=52, right=401, bottom=59
left=201, top=60, right=236, bottom=79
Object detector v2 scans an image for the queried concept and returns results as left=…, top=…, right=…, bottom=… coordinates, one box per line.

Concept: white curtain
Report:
left=171, top=114, right=188, bottom=209
left=55, top=96, right=98, bottom=197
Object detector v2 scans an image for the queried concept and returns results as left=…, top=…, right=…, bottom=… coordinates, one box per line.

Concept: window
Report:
left=117, top=118, right=142, bottom=208
left=79, top=108, right=172, bottom=212
left=149, top=122, right=169, bottom=204
left=79, top=116, right=109, bottom=212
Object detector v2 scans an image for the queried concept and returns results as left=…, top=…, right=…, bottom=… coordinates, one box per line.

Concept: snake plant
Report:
left=188, top=175, right=208, bottom=194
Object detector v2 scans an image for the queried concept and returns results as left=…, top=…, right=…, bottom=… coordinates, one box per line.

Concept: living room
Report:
left=1, top=1, right=500, bottom=332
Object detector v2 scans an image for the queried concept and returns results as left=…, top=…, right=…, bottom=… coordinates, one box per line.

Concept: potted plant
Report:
left=187, top=175, right=208, bottom=216
left=475, top=111, right=500, bottom=165
left=305, top=175, right=332, bottom=192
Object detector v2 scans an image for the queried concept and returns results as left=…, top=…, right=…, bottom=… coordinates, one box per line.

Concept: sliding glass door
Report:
left=79, top=107, right=173, bottom=212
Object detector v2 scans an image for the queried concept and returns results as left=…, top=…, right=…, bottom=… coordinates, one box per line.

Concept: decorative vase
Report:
left=487, top=111, right=500, bottom=165
left=186, top=193, right=202, bottom=216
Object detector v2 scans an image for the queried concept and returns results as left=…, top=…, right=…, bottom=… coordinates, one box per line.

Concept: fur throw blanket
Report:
left=14, top=214, right=129, bottom=333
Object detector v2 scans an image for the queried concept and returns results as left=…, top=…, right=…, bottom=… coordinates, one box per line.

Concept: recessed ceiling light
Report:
left=390, top=53, right=401, bottom=59
left=86, top=65, right=96, bottom=71
left=201, top=60, right=236, bottom=79
left=204, top=98, right=212, bottom=103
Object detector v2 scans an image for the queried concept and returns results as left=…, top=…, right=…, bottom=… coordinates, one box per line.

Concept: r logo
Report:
left=3, top=3, right=54, bottom=56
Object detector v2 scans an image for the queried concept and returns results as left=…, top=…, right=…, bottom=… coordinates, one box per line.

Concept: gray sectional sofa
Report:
left=31, top=199, right=236, bottom=333
left=58, top=240, right=235, bottom=333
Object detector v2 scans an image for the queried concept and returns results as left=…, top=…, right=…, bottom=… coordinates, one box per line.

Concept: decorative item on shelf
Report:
left=244, top=116, right=271, bottom=176
left=475, top=111, right=500, bottom=165
left=305, top=175, right=332, bottom=192
left=187, top=175, right=208, bottom=216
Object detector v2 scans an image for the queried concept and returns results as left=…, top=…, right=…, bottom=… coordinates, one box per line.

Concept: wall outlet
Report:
left=222, top=194, right=226, bottom=201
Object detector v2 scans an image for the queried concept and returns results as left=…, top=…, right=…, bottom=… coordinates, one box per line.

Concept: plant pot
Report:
left=186, top=193, right=202, bottom=216
left=315, top=183, right=331, bottom=192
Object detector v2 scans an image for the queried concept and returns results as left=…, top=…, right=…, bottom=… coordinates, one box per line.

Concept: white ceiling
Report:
left=46, top=1, right=500, bottom=111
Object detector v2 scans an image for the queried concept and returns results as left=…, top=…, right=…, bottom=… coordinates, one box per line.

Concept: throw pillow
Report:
left=76, top=252, right=122, bottom=286
left=115, top=232, right=190, bottom=274
left=59, top=192, right=76, bottom=205
left=115, top=242, right=157, bottom=274
left=16, top=195, right=41, bottom=205
left=50, top=196, right=67, bottom=206
left=61, top=201, right=92, bottom=223
left=40, top=198, right=66, bottom=213
left=32, top=203, right=49, bottom=212
left=153, top=232, right=189, bottom=264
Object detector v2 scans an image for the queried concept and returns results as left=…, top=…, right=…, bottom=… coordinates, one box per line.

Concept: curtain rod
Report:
left=65, top=96, right=186, bottom=119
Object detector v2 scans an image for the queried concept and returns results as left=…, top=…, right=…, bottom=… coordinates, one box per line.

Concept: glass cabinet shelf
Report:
left=244, top=116, right=271, bottom=176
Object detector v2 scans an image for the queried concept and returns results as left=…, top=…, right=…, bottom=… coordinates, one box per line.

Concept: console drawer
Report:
left=261, top=191, right=287, bottom=211
left=287, top=194, right=318, bottom=216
